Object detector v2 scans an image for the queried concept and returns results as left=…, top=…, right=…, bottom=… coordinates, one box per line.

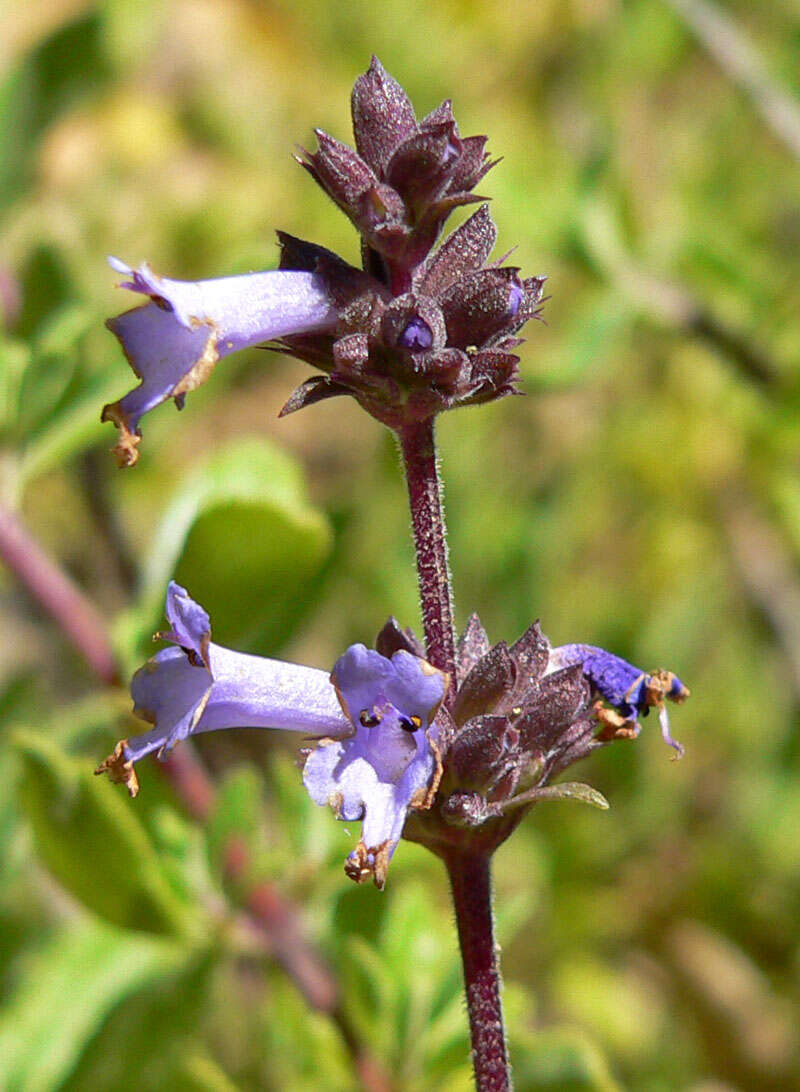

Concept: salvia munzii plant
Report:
left=96, top=57, right=689, bottom=1092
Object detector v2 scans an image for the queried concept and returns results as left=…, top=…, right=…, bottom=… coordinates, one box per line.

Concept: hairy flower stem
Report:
left=398, top=423, right=510, bottom=1085
left=397, top=420, right=456, bottom=680
left=445, top=850, right=511, bottom=1091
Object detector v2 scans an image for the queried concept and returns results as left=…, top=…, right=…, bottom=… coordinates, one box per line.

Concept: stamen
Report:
left=658, top=705, right=685, bottom=759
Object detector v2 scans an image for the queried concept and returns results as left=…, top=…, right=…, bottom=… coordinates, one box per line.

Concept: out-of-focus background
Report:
left=1, top=1, right=799, bottom=1089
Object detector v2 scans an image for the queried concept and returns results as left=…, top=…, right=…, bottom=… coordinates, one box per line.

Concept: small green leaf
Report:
left=0, top=337, right=29, bottom=437
left=15, top=305, right=94, bottom=434
left=514, top=1027, right=622, bottom=1092
left=13, top=730, right=198, bottom=937
left=526, top=782, right=610, bottom=810
left=60, top=949, right=215, bottom=1092
left=0, top=919, right=188, bottom=1092
left=17, top=376, right=123, bottom=490
left=178, top=1054, right=244, bottom=1092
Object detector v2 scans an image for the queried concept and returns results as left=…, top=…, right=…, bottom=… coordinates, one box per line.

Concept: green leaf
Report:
left=133, top=438, right=332, bottom=654
left=0, top=919, right=188, bottom=1092
left=16, top=304, right=93, bottom=436
left=513, top=1028, right=622, bottom=1092
left=0, top=14, right=111, bottom=214
left=177, top=1054, right=244, bottom=1092
left=524, top=782, right=610, bottom=811
left=0, top=337, right=29, bottom=438
left=17, top=376, right=123, bottom=490
left=59, top=947, right=216, bottom=1092
left=337, top=881, right=465, bottom=1082
left=13, top=730, right=198, bottom=937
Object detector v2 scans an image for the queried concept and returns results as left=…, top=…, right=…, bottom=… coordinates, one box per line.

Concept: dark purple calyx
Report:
left=297, top=57, right=497, bottom=278
left=401, top=615, right=609, bottom=860
left=276, top=199, right=546, bottom=430
left=269, top=62, right=550, bottom=430
left=401, top=617, right=690, bottom=859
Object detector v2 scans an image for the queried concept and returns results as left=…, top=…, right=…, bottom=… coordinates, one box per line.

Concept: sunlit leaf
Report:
left=0, top=919, right=188, bottom=1092
left=13, top=730, right=198, bottom=937
left=131, top=438, right=332, bottom=655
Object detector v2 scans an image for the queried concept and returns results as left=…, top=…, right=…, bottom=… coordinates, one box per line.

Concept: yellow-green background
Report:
left=1, top=1, right=799, bottom=1089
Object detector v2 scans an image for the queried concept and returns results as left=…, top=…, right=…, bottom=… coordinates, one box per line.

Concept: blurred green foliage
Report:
left=1, top=0, right=799, bottom=1088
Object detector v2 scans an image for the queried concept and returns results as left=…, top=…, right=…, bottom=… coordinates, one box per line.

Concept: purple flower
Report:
left=304, top=643, right=448, bottom=888
left=96, top=583, right=449, bottom=888
left=102, top=258, right=339, bottom=466
left=547, top=644, right=690, bottom=756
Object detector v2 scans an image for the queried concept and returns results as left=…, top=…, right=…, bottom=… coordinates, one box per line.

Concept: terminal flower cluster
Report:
left=102, top=58, right=545, bottom=463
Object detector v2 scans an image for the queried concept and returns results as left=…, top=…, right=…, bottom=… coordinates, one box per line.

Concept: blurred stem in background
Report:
left=664, top=0, right=800, bottom=160
left=0, top=504, right=119, bottom=686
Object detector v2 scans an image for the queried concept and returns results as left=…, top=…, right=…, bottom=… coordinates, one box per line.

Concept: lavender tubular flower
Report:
left=96, top=582, right=350, bottom=796
left=304, top=643, right=448, bottom=888
left=102, top=259, right=339, bottom=466
left=97, top=584, right=449, bottom=888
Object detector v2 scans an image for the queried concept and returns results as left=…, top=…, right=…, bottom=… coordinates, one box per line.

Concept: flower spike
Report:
left=398, top=615, right=690, bottom=861
left=103, top=59, right=549, bottom=457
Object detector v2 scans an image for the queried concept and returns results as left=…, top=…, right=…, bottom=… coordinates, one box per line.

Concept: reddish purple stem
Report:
left=0, top=505, right=120, bottom=686
left=397, top=419, right=510, bottom=1088
left=445, top=850, right=511, bottom=1092
left=397, top=420, right=456, bottom=679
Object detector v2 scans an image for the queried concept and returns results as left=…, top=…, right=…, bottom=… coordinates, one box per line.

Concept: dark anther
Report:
left=398, top=714, right=422, bottom=732
left=182, top=646, right=203, bottom=668
left=359, top=708, right=383, bottom=727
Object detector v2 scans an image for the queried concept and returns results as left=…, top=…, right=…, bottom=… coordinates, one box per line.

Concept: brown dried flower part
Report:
left=94, top=739, right=140, bottom=798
